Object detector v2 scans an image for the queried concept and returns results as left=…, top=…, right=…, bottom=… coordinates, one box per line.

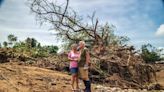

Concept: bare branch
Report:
left=28, top=0, right=117, bottom=46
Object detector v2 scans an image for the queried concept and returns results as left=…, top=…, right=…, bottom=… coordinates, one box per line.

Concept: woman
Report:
left=68, top=44, right=80, bottom=91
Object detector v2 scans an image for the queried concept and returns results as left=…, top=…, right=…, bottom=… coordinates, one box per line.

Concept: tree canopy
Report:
left=8, top=34, right=17, bottom=46
left=141, top=44, right=162, bottom=63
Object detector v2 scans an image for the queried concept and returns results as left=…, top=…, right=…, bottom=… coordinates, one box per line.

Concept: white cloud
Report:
left=0, top=0, right=164, bottom=48
left=156, top=24, right=164, bottom=36
left=0, top=26, right=59, bottom=46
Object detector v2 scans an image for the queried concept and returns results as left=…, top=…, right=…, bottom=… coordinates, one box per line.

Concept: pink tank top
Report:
left=68, top=51, right=80, bottom=68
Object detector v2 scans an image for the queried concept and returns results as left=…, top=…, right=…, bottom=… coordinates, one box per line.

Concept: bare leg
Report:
left=71, top=74, right=76, bottom=90
left=75, top=74, right=79, bottom=90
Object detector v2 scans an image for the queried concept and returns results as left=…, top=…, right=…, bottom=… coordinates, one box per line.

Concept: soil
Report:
left=0, top=62, right=164, bottom=92
left=0, top=62, right=73, bottom=92
left=156, top=70, right=164, bottom=87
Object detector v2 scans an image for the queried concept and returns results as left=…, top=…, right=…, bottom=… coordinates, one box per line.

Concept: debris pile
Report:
left=0, top=46, right=163, bottom=90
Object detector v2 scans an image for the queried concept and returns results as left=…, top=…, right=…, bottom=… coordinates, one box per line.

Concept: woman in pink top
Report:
left=68, top=44, right=80, bottom=91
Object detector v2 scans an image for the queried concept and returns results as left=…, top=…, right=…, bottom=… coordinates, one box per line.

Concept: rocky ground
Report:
left=0, top=62, right=164, bottom=92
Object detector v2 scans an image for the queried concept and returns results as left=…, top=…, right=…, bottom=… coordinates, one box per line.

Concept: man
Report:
left=78, top=41, right=91, bottom=92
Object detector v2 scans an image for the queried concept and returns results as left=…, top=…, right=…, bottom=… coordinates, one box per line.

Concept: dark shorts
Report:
left=70, top=68, right=78, bottom=74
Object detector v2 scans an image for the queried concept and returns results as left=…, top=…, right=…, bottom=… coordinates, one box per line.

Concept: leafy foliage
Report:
left=141, top=44, right=162, bottom=63
left=2, top=35, right=58, bottom=58
left=25, top=37, right=37, bottom=48
left=45, top=46, right=59, bottom=54
left=2, top=34, right=17, bottom=48
left=3, top=41, right=8, bottom=48
left=13, top=37, right=58, bottom=57
left=7, top=34, right=17, bottom=46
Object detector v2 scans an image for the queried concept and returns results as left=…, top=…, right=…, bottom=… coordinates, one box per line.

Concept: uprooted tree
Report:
left=28, top=0, right=129, bottom=49
left=28, top=0, right=160, bottom=89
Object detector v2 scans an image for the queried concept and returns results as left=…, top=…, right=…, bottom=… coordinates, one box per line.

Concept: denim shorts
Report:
left=70, top=68, right=78, bottom=74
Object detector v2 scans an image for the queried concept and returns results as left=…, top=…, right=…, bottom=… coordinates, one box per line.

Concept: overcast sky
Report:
left=0, top=0, right=164, bottom=49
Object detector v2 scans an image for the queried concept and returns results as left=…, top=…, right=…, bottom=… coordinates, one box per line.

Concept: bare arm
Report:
left=86, top=50, right=90, bottom=65
left=68, top=57, right=74, bottom=61
left=68, top=51, right=80, bottom=61
left=68, top=57, right=80, bottom=61
left=68, top=51, right=74, bottom=61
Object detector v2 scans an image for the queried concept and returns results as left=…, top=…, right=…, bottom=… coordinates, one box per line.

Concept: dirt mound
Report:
left=0, top=63, right=72, bottom=92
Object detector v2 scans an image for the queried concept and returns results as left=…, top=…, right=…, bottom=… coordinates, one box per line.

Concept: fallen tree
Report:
left=0, top=46, right=161, bottom=89
left=27, top=0, right=162, bottom=89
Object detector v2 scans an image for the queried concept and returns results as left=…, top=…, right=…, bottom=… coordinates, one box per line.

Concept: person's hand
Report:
left=72, top=57, right=79, bottom=61
left=84, top=64, right=89, bottom=70
left=77, top=57, right=81, bottom=61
